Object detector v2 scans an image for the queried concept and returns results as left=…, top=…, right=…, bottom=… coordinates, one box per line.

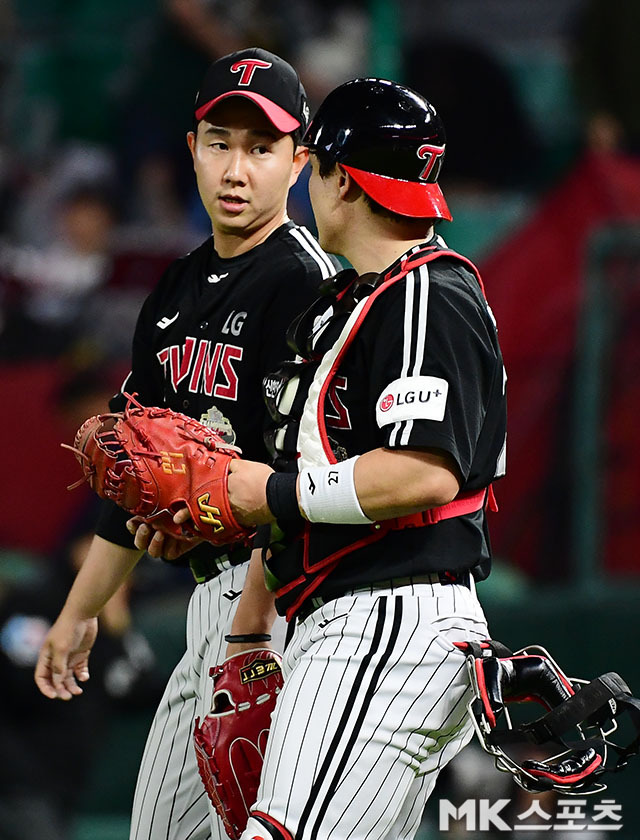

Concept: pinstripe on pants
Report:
left=128, top=564, right=250, bottom=840
left=246, top=580, right=489, bottom=840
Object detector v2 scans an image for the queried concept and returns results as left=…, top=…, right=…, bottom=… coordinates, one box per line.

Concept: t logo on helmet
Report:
left=417, top=144, right=445, bottom=182
left=230, top=59, right=273, bottom=86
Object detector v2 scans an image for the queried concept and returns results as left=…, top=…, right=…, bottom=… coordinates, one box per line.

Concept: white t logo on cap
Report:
left=230, top=59, right=273, bottom=86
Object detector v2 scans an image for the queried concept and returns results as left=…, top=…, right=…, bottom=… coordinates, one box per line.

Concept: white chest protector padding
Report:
left=297, top=297, right=368, bottom=470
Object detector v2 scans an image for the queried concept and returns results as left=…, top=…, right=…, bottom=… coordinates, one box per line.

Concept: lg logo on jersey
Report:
left=157, top=337, right=243, bottom=399
left=222, top=310, right=247, bottom=337
left=380, top=393, right=395, bottom=412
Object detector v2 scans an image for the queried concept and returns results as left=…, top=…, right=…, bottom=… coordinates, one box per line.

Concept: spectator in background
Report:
left=121, top=152, right=203, bottom=252
left=6, top=143, right=119, bottom=250
left=0, top=508, right=164, bottom=840
left=164, top=0, right=369, bottom=107
left=572, top=0, right=640, bottom=155
left=405, top=38, right=543, bottom=192
left=118, top=0, right=369, bottom=230
left=0, top=172, right=185, bottom=362
left=0, top=185, right=117, bottom=359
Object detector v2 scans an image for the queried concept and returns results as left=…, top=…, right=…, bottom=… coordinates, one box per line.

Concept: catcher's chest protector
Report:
left=263, top=246, right=494, bottom=619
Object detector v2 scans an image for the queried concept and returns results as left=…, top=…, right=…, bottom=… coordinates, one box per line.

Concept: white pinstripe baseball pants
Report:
left=128, top=562, right=289, bottom=840
left=244, top=579, right=489, bottom=840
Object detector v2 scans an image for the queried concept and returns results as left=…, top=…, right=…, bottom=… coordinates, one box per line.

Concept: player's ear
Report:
left=289, top=146, right=309, bottom=188
left=187, top=129, right=197, bottom=162
left=337, top=165, right=358, bottom=203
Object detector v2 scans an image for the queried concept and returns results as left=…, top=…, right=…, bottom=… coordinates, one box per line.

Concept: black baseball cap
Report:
left=194, top=48, right=309, bottom=134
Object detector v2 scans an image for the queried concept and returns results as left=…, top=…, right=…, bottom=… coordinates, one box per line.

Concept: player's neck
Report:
left=212, top=210, right=289, bottom=259
left=341, top=216, right=434, bottom=276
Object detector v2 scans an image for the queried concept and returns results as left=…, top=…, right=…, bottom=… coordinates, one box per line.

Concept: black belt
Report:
left=296, top=570, right=471, bottom=622
left=189, top=546, right=251, bottom=584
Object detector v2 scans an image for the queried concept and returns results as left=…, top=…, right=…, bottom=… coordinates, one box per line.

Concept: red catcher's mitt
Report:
left=194, top=649, right=284, bottom=840
left=64, top=393, right=253, bottom=546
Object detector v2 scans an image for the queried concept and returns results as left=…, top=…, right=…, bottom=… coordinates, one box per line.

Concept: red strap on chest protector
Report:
left=387, top=485, right=497, bottom=531
left=276, top=485, right=498, bottom=622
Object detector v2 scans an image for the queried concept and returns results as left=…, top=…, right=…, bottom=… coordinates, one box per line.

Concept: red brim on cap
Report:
left=343, top=165, right=452, bottom=221
left=194, top=91, right=300, bottom=133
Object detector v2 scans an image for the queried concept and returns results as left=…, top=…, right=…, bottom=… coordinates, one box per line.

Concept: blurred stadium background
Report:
left=1, top=0, right=639, bottom=838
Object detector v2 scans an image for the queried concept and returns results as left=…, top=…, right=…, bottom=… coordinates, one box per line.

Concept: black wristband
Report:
left=266, top=472, right=303, bottom=523
left=224, top=633, right=272, bottom=643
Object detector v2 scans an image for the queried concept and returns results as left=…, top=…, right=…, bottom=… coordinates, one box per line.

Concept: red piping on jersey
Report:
left=335, top=274, right=359, bottom=302
left=279, top=485, right=495, bottom=622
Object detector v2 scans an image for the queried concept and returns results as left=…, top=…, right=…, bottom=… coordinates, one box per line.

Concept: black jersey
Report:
left=267, top=236, right=507, bottom=618
left=96, top=221, right=340, bottom=549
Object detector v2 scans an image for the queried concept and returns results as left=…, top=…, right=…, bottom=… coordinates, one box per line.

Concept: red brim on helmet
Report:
left=195, top=91, right=301, bottom=133
left=343, top=165, right=452, bottom=221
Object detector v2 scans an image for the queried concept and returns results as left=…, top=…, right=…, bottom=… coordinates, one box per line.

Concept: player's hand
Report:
left=34, top=613, right=98, bottom=700
left=127, top=516, right=202, bottom=560
left=171, top=461, right=275, bottom=530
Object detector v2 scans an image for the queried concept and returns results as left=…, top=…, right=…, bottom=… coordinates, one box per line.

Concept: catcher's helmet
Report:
left=303, top=78, right=451, bottom=220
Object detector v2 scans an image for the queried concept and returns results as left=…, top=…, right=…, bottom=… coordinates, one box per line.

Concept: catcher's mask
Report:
left=303, top=78, right=451, bottom=220
left=457, top=640, right=640, bottom=795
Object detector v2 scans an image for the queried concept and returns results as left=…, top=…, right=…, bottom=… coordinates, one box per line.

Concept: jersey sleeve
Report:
left=369, top=265, right=499, bottom=480
left=259, top=259, right=326, bottom=376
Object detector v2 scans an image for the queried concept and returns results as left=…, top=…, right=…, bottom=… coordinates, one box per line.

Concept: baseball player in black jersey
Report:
left=34, top=49, right=339, bottom=840
left=182, top=78, right=507, bottom=840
